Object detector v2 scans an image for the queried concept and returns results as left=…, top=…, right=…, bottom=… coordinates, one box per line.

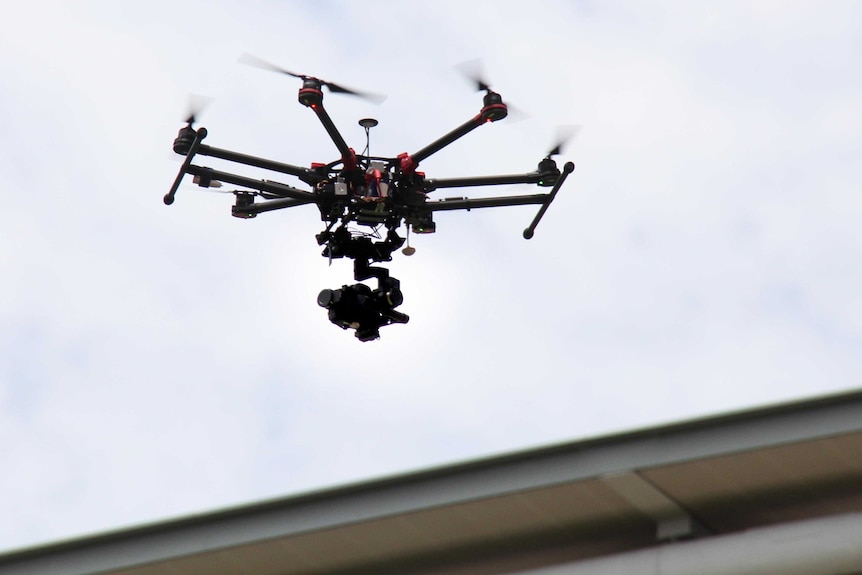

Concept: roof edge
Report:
left=3, top=387, right=862, bottom=566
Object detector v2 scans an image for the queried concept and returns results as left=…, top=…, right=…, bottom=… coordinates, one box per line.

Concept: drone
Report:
left=165, top=56, right=576, bottom=341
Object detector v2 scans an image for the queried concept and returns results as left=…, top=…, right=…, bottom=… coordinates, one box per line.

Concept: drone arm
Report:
left=424, top=172, right=541, bottom=191
left=196, top=144, right=322, bottom=185
left=236, top=196, right=313, bottom=217
left=408, top=115, right=484, bottom=168
left=523, top=161, right=575, bottom=239
left=406, top=90, right=508, bottom=170
left=424, top=194, right=546, bottom=212
left=421, top=161, right=574, bottom=238
left=185, top=165, right=317, bottom=203
left=310, top=102, right=356, bottom=169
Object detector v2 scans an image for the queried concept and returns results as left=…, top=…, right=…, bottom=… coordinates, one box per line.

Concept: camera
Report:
left=318, top=277, right=409, bottom=341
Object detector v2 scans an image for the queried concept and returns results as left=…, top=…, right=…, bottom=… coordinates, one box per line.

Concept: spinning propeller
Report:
left=546, top=125, right=582, bottom=158
left=456, top=58, right=496, bottom=93
left=455, top=58, right=527, bottom=121
left=239, top=54, right=386, bottom=104
left=183, top=93, right=213, bottom=127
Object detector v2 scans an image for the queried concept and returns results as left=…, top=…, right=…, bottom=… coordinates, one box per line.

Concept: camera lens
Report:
left=317, top=289, right=335, bottom=307
left=383, top=287, right=403, bottom=308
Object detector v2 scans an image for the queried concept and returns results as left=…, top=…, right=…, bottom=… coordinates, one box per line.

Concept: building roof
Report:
left=3, top=389, right=862, bottom=575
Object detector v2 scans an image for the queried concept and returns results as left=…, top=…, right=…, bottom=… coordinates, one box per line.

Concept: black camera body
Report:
left=318, top=276, right=408, bottom=341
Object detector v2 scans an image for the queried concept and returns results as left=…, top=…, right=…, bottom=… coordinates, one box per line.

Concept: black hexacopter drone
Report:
left=165, top=56, right=576, bottom=341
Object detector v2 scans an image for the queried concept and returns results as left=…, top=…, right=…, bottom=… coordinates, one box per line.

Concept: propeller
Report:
left=184, top=93, right=213, bottom=126
left=454, top=58, right=528, bottom=121
left=455, top=58, right=494, bottom=92
left=238, top=54, right=386, bottom=104
left=546, top=125, right=582, bottom=158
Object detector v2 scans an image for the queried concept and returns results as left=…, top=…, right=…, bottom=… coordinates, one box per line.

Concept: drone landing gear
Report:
left=317, top=259, right=409, bottom=342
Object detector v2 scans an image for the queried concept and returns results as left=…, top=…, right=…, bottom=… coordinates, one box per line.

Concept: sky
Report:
left=1, top=0, right=861, bottom=553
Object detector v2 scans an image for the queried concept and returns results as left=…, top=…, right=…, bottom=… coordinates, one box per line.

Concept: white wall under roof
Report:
left=520, top=513, right=862, bottom=575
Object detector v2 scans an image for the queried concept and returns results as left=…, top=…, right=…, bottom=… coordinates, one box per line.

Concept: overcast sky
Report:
left=1, top=0, right=861, bottom=553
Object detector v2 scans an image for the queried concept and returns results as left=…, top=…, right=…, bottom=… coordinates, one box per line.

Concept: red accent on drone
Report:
left=398, top=152, right=417, bottom=175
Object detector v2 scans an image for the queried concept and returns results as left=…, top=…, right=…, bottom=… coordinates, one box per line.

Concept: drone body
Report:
left=165, top=57, right=575, bottom=341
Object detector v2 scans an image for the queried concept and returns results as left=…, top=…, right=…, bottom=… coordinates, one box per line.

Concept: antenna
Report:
left=359, top=118, right=378, bottom=161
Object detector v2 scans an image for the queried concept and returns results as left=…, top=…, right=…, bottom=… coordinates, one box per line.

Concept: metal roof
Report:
left=4, top=389, right=862, bottom=575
